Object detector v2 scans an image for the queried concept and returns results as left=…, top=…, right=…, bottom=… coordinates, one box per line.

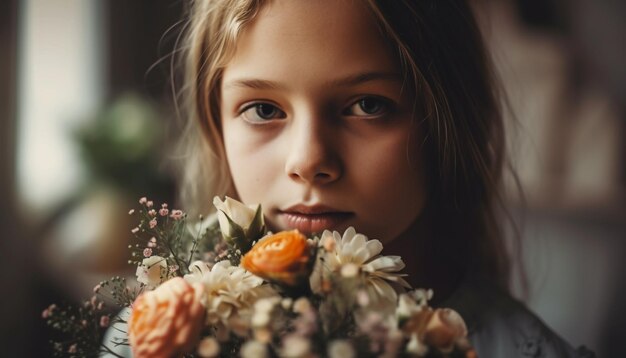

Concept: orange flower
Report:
left=241, top=230, right=312, bottom=286
left=423, top=308, right=468, bottom=352
left=402, top=307, right=468, bottom=353
left=128, top=277, right=205, bottom=358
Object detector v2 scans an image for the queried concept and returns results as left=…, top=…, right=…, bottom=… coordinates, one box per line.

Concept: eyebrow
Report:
left=223, top=71, right=402, bottom=90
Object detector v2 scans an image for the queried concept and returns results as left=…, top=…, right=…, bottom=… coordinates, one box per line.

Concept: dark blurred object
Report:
left=514, top=0, right=626, bottom=180
left=75, top=93, right=175, bottom=200
left=515, top=0, right=565, bottom=33
left=106, top=0, right=186, bottom=99
left=0, top=1, right=32, bottom=357
left=39, top=94, right=176, bottom=277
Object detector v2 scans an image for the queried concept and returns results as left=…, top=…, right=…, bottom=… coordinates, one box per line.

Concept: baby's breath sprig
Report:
left=129, top=197, right=219, bottom=277
left=42, top=283, right=125, bottom=358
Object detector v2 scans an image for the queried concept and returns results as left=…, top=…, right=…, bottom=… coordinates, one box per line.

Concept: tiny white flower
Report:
left=135, top=256, right=166, bottom=288
left=281, top=335, right=310, bottom=358
left=197, top=337, right=220, bottom=357
left=252, top=311, right=270, bottom=327
left=241, top=341, right=268, bottom=358
left=406, top=334, right=428, bottom=356
left=328, top=340, right=355, bottom=358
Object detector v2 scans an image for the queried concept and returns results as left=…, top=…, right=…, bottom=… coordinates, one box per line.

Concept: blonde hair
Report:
left=175, top=0, right=515, bottom=290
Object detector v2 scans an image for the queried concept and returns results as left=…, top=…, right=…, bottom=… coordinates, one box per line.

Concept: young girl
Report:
left=167, top=0, right=593, bottom=357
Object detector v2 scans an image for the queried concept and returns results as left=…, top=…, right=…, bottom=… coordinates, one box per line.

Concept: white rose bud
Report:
left=213, top=196, right=265, bottom=252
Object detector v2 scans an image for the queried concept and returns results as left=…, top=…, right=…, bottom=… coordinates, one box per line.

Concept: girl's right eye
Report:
left=240, top=102, right=286, bottom=123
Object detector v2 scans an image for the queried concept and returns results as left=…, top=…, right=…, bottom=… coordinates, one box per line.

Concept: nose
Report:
left=284, top=115, right=342, bottom=185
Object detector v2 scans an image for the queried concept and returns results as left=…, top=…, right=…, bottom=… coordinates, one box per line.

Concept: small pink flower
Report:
left=97, top=302, right=104, bottom=310
left=161, top=203, right=168, bottom=208
left=148, top=209, right=157, bottom=217
left=146, top=201, right=154, bottom=208
left=169, top=265, right=179, bottom=273
left=100, top=315, right=110, bottom=328
left=93, top=284, right=101, bottom=293
left=170, top=210, right=184, bottom=220
left=68, top=344, right=77, bottom=353
left=44, top=304, right=59, bottom=318
left=131, top=227, right=140, bottom=234
left=149, top=219, right=157, bottom=229
left=90, top=296, right=97, bottom=307
left=143, top=248, right=153, bottom=257
left=148, top=241, right=156, bottom=248
left=159, top=208, right=169, bottom=216
left=128, top=209, right=135, bottom=215
left=139, top=197, right=147, bottom=204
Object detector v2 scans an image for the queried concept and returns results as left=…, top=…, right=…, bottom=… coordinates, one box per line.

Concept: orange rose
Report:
left=241, top=230, right=312, bottom=286
left=128, top=277, right=205, bottom=358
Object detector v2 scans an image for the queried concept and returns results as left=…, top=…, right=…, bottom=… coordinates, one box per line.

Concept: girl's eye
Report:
left=240, top=102, right=286, bottom=123
left=344, top=97, right=392, bottom=117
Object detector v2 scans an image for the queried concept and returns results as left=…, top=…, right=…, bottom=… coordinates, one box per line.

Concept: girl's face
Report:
left=220, top=0, right=426, bottom=242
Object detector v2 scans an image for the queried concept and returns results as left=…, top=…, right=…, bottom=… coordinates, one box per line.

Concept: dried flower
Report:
left=159, top=208, right=169, bottom=216
left=128, top=277, right=205, bottom=358
left=241, top=230, right=313, bottom=286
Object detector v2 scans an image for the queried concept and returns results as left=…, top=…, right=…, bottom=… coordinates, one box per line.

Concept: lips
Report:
left=277, top=204, right=353, bottom=234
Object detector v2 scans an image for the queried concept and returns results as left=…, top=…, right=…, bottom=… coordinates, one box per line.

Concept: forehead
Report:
left=223, top=0, right=398, bottom=88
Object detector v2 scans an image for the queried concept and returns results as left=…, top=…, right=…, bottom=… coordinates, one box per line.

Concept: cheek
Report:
left=352, top=130, right=426, bottom=236
left=222, top=125, right=282, bottom=202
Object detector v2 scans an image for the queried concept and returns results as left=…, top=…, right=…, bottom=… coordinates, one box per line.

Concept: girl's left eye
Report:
left=240, top=102, right=286, bottom=123
left=344, top=97, right=392, bottom=117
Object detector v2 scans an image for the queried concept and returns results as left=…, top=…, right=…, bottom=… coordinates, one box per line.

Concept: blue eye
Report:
left=240, top=102, right=286, bottom=122
left=345, top=97, right=392, bottom=117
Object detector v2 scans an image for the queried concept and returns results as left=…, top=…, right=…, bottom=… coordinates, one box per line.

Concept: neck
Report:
left=383, top=215, right=464, bottom=306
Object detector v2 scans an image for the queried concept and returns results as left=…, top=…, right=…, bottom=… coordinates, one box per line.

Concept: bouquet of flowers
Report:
left=43, top=196, right=477, bottom=358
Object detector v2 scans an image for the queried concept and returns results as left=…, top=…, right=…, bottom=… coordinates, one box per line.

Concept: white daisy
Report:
left=311, top=227, right=411, bottom=307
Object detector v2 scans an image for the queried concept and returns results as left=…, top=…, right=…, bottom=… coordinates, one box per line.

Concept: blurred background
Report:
left=0, top=0, right=623, bottom=356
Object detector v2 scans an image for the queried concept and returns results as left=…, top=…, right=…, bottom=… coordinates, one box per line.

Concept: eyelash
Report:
left=239, top=101, right=286, bottom=123
left=343, top=96, right=393, bottom=118
left=237, top=96, right=394, bottom=123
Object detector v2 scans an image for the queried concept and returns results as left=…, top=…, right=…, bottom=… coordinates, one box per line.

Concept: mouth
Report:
left=277, top=204, right=354, bottom=235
